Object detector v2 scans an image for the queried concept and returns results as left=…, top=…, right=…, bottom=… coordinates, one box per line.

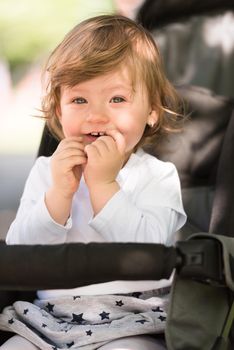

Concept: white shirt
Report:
left=6, top=149, right=186, bottom=298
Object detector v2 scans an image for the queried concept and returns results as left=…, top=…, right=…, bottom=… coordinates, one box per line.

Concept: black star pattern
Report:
left=116, top=300, right=124, bottom=307
left=132, top=292, right=142, bottom=298
left=73, top=295, right=81, bottom=300
left=135, top=319, right=149, bottom=324
left=99, top=311, right=110, bottom=320
left=86, top=330, right=92, bottom=336
left=67, top=341, right=74, bottom=348
left=46, top=303, right=55, bottom=313
left=8, top=318, right=14, bottom=324
left=57, top=320, right=66, bottom=324
left=158, top=315, right=166, bottom=322
left=152, top=307, right=164, bottom=313
left=23, top=309, right=29, bottom=315
left=42, top=323, right=47, bottom=328
left=71, top=313, right=85, bottom=325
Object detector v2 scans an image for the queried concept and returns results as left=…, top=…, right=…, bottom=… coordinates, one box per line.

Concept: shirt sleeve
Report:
left=6, top=157, right=72, bottom=245
left=89, top=161, right=187, bottom=246
left=89, top=191, right=185, bottom=246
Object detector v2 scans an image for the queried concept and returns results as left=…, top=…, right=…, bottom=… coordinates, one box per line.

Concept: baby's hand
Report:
left=50, top=137, right=87, bottom=199
left=83, top=130, right=126, bottom=189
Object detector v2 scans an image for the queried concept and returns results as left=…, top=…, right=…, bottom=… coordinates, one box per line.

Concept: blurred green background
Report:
left=0, top=0, right=116, bottom=155
left=0, top=0, right=115, bottom=81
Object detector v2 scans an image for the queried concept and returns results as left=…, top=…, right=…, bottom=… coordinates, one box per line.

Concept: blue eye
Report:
left=110, top=96, right=125, bottom=103
left=73, top=97, right=87, bottom=104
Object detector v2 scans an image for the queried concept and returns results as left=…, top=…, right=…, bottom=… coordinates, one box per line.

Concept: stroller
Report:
left=0, top=84, right=234, bottom=349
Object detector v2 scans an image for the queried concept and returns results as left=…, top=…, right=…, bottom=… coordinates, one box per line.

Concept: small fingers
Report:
left=84, top=143, right=101, bottom=158
left=84, top=136, right=113, bottom=157
left=51, top=155, right=87, bottom=174
left=94, top=136, right=113, bottom=152
left=54, top=147, right=86, bottom=161
left=105, top=130, right=126, bottom=154
left=84, top=131, right=126, bottom=158
left=55, top=137, right=85, bottom=153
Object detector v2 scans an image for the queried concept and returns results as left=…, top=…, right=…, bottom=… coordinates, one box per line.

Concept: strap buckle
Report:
left=176, top=239, right=224, bottom=285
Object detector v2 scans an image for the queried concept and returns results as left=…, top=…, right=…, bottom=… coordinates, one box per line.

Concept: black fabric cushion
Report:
left=37, top=126, right=59, bottom=157
left=145, top=85, right=234, bottom=188
left=0, top=242, right=176, bottom=292
left=209, top=110, right=234, bottom=236
left=137, top=0, right=234, bottom=29
left=181, top=186, right=214, bottom=232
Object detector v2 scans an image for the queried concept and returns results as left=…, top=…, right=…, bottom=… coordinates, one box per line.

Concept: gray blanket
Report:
left=0, top=289, right=169, bottom=349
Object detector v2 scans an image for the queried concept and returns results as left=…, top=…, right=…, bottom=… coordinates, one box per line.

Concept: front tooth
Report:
left=90, top=132, right=105, bottom=136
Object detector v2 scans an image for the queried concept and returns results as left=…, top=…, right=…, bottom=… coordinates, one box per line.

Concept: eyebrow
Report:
left=103, top=84, right=132, bottom=92
left=69, top=84, right=132, bottom=93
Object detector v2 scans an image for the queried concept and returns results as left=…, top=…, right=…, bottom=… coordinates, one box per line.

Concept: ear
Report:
left=56, top=105, right=62, bottom=120
left=147, top=109, right=158, bottom=128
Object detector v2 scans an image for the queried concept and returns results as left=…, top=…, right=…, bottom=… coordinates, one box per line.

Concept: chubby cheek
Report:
left=120, top=121, right=147, bottom=151
left=60, top=118, right=80, bottom=138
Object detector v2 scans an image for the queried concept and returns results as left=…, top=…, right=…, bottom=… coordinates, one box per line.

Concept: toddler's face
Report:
left=58, top=67, right=157, bottom=155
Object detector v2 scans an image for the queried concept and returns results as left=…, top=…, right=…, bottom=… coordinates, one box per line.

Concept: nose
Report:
left=86, top=106, right=109, bottom=124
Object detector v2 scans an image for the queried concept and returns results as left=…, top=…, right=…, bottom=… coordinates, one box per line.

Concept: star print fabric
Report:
left=0, top=289, right=169, bottom=350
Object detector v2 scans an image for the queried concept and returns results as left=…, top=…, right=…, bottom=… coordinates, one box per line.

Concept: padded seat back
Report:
left=145, top=85, right=234, bottom=235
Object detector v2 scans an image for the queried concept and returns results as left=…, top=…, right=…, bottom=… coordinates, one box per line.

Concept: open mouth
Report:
left=84, top=132, right=106, bottom=143
left=89, top=132, right=106, bottom=137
